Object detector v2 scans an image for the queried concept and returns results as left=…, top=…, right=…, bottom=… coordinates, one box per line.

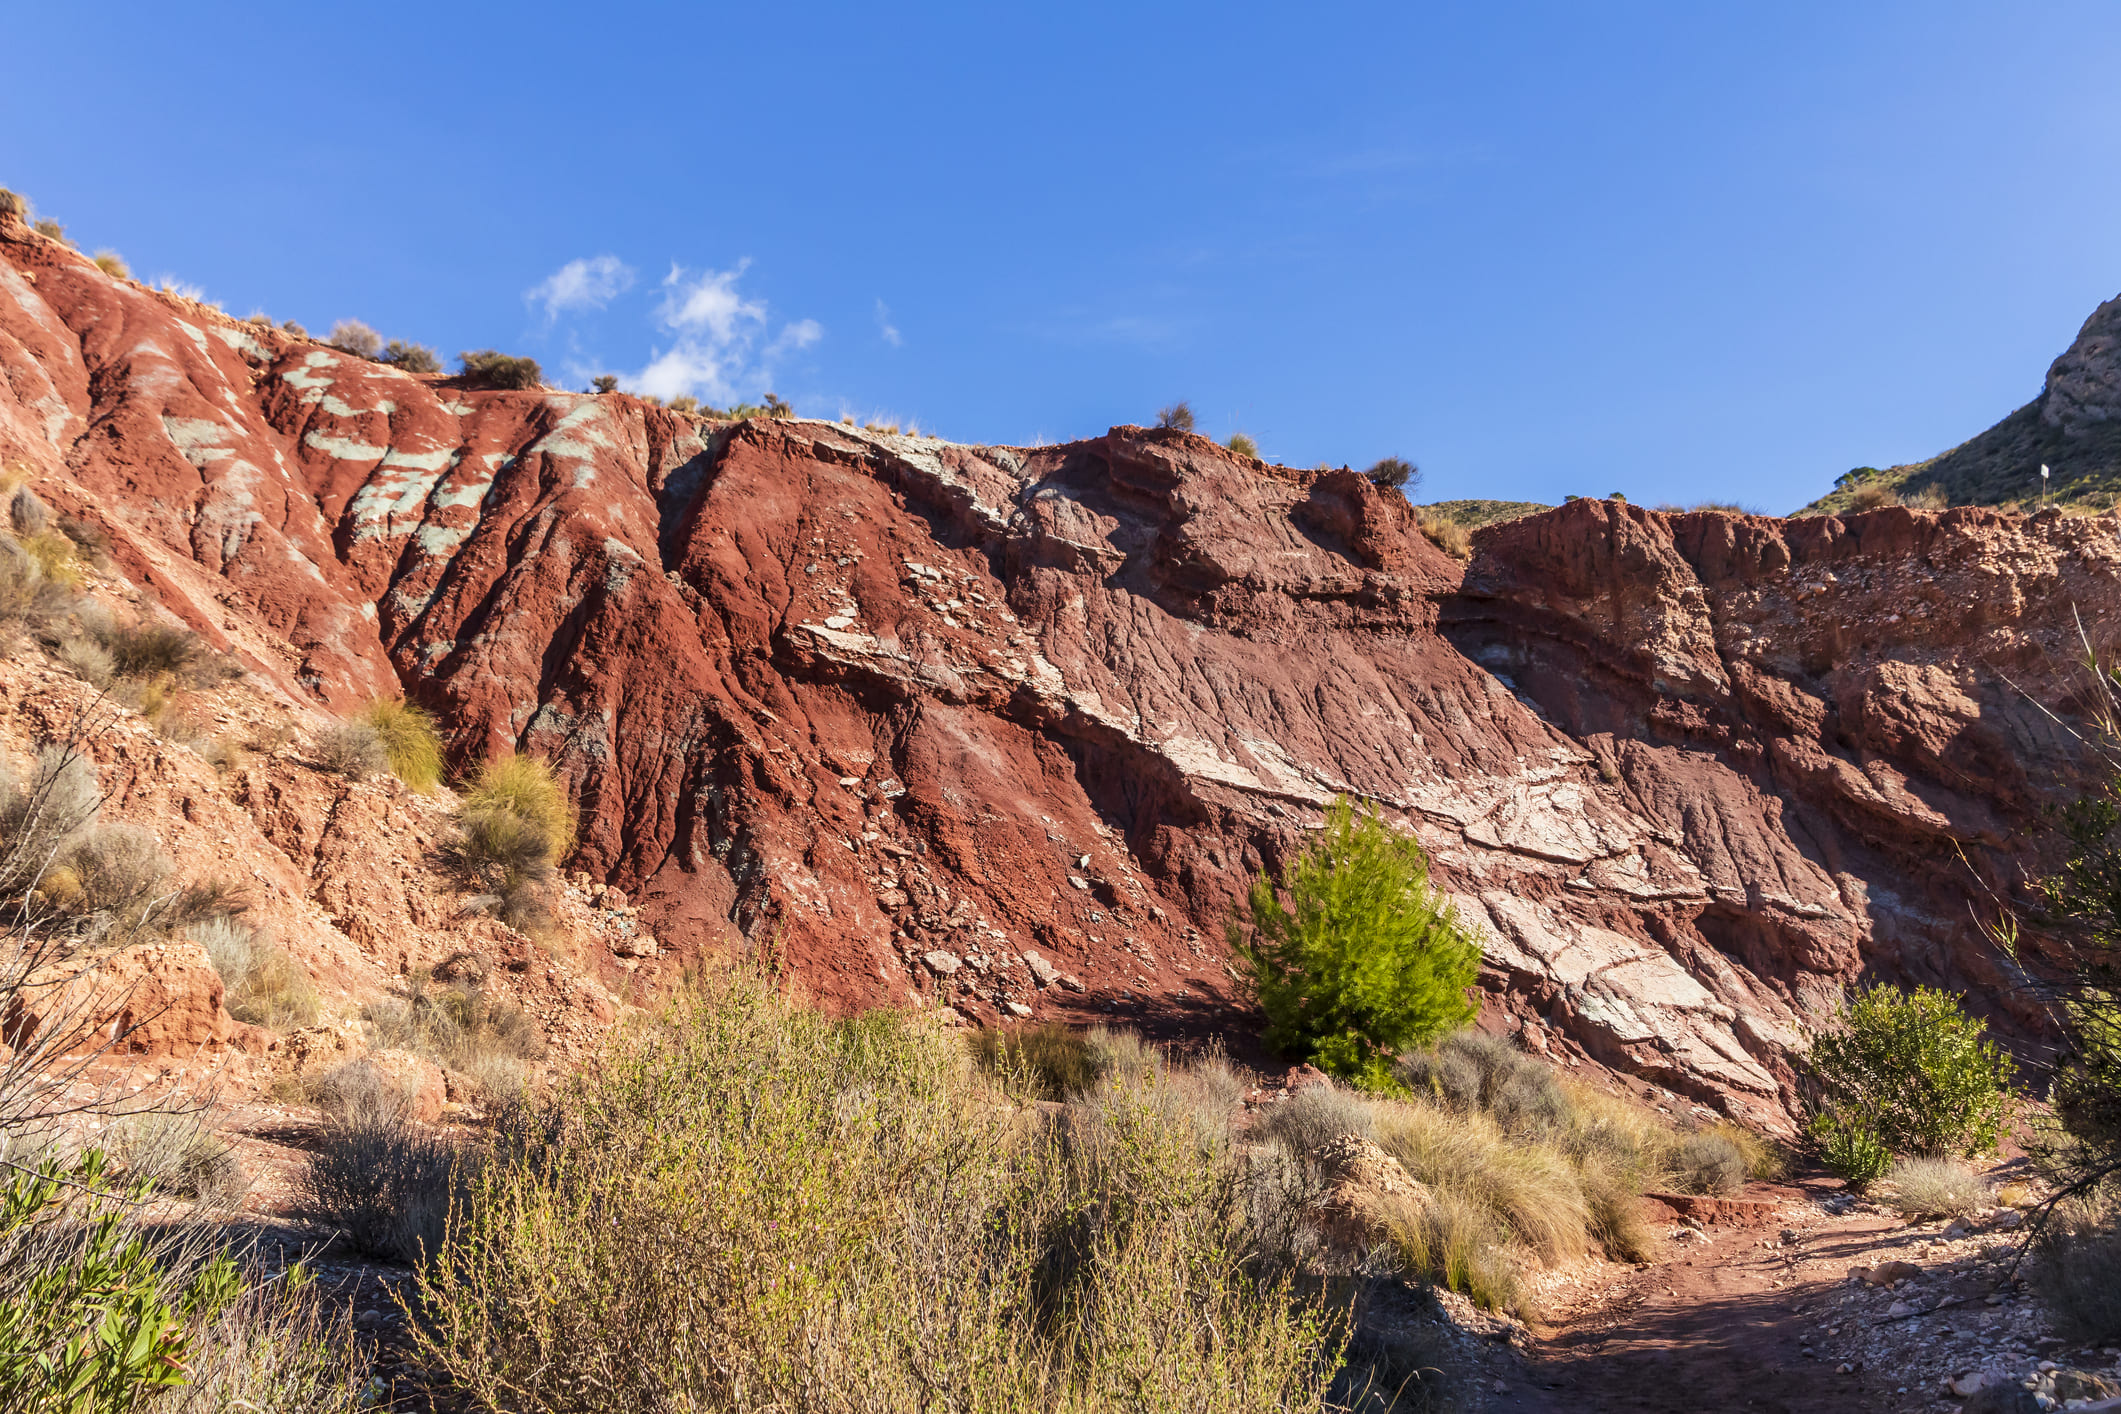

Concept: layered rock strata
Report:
left=3, top=212, right=2109, bottom=1126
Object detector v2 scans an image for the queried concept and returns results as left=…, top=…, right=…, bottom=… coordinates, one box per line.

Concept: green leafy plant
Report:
left=1808, top=1108, right=1892, bottom=1189
left=1232, top=797, right=1481, bottom=1090
left=1803, top=984, right=2015, bottom=1160
left=0, top=1151, right=241, bottom=1412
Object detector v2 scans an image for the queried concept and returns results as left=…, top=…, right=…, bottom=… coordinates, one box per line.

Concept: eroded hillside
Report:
left=2, top=206, right=2111, bottom=1128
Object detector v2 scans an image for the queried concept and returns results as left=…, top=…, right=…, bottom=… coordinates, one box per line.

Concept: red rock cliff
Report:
left=2, top=214, right=2107, bottom=1128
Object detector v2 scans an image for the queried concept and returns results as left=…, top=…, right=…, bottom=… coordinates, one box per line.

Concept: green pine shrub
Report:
left=1803, top=984, right=2015, bottom=1160
left=1232, top=797, right=1481, bottom=1090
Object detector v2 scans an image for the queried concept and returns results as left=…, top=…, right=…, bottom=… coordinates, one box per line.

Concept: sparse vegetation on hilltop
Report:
left=1419, top=499, right=1551, bottom=530
left=458, top=349, right=544, bottom=390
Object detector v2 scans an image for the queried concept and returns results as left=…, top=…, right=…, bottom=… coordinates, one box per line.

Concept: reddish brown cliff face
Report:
left=2, top=214, right=2108, bottom=1128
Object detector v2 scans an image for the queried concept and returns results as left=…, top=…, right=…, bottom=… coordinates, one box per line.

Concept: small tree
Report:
left=1804, top=984, right=2015, bottom=1170
left=1155, top=402, right=1196, bottom=432
left=1232, top=797, right=1481, bottom=1090
left=1365, top=457, right=1418, bottom=493
left=590, top=374, right=620, bottom=394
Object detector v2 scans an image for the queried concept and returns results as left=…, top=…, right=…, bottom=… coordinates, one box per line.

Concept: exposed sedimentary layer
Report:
left=3, top=214, right=2108, bottom=1127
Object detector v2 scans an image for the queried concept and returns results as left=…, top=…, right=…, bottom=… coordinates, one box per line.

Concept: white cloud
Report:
left=626, top=262, right=821, bottom=403
left=875, top=299, right=903, bottom=347
left=527, top=255, right=635, bottom=320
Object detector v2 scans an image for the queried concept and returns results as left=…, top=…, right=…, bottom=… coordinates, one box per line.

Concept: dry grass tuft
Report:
left=315, top=721, right=388, bottom=780
left=194, top=915, right=319, bottom=1029
left=460, top=751, right=573, bottom=855
left=107, top=1112, right=246, bottom=1207
left=362, top=697, right=443, bottom=791
left=1880, top=1156, right=1986, bottom=1218
left=1416, top=510, right=1472, bottom=560
left=2032, top=1202, right=2121, bottom=1344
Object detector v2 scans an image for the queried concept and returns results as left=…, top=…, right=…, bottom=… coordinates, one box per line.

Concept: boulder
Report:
left=4, top=940, right=239, bottom=1058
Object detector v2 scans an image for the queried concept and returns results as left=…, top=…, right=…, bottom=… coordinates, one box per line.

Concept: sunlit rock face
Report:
left=5, top=213, right=2112, bottom=1128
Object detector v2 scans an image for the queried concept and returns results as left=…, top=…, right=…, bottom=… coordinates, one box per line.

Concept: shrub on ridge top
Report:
left=458, top=349, right=544, bottom=390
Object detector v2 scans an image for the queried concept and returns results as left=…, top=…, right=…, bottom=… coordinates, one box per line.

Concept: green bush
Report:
left=1809, top=1108, right=1892, bottom=1189
left=1804, top=984, right=2015, bottom=1158
left=1227, top=433, right=1259, bottom=459
left=457, top=349, right=544, bottom=390
left=409, top=971, right=1344, bottom=1412
left=590, top=374, right=619, bottom=394
left=1233, top=797, right=1480, bottom=1090
left=0, top=1151, right=241, bottom=1412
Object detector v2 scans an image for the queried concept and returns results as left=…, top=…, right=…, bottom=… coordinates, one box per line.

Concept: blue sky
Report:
left=7, top=3, right=2119, bottom=513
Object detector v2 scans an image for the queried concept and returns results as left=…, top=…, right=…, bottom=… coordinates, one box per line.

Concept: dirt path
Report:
left=1503, top=1180, right=2016, bottom=1414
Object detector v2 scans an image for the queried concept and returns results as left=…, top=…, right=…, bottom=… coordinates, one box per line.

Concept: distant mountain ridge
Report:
left=1803, top=292, right=2121, bottom=515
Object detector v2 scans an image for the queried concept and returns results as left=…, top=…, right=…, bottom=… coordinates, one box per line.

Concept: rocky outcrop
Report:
left=1, top=211, right=2111, bottom=1127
